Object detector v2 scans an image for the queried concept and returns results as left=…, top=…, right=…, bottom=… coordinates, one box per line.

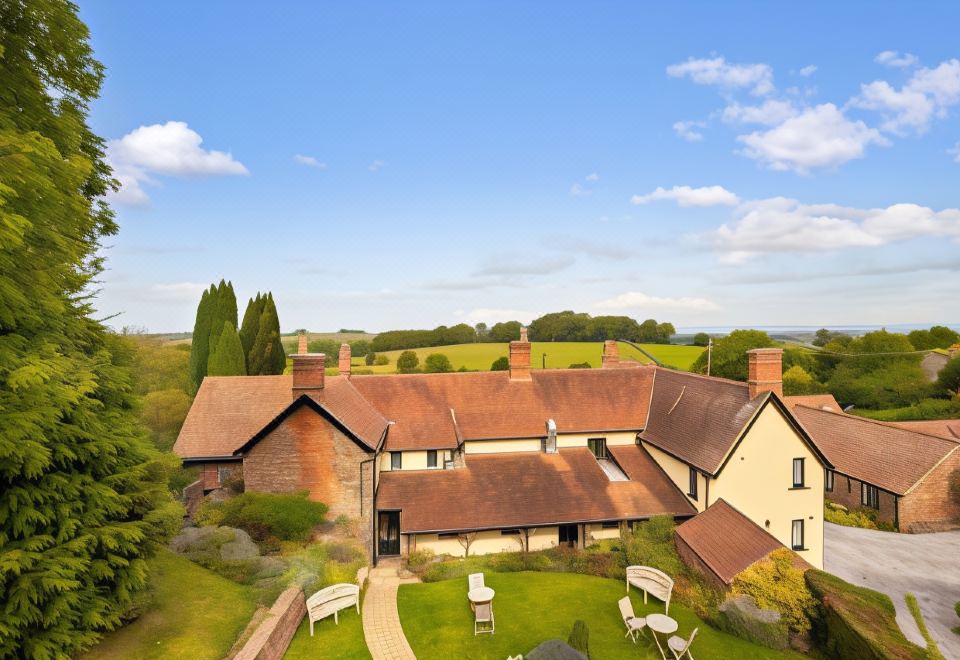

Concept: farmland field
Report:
left=350, top=341, right=704, bottom=373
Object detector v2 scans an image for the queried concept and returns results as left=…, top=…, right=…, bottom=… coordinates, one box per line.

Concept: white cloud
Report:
left=585, top=172, right=600, bottom=182
left=736, top=103, right=888, bottom=173
left=667, top=56, right=774, bottom=96
left=852, top=59, right=960, bottom=133
left=368, top=159, right=386, bottom=172
left=799, top=65, right=817, bottom=77
left=721, top=99, right=797, bottom=126
left=631, top=185, right=739, bottom=208
left=596, top=291, right=720, bottom=312
left=473, top=254, right=575, bottom=277
left=950, top=142, right=960, bottom=163
left=673, top=120, right=706, bottom=142
left=294, top=154, right=327, bottom=168
left=570, top=182, right=591, bottom=197
left=107, top=121, right=248, bottom=205
left=706, top=196, right=960, bottom=263
left=875, top=50, right=919, bottom=68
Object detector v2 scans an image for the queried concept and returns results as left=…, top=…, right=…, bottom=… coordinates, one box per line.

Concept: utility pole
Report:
left=706, top=338, right=713, bottom=377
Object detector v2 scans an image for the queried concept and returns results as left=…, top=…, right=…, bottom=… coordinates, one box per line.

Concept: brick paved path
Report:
left=362, top=562, right=418, bottom=660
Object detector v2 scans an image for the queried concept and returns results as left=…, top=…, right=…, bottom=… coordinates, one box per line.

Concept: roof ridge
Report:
left=796, top=405, right=960, bottom=445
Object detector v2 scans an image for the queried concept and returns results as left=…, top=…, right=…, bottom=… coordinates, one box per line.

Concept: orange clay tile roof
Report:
left=889, top=419, right=960, bottom=441
left=784, top=394, right=844, bottom=414
left=639, top=369, right=764, bottom=474
left=674, top=499, right=784, bottom=585
left=353, top=368, right=656, bottom=451
left=174, top=375, right=387, bottom=457
left=376, top=446, right=696, bottom=533
left=793, top=406, right=960, bottom=495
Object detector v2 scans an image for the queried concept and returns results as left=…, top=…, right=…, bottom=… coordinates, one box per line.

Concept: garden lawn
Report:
left=83, top=549, right=257, bottom=660
left=398, top=572, right=802, bottom=660
left=351, top=341, right=704, bottom=374
left=284, top=595, right=369, bottom=659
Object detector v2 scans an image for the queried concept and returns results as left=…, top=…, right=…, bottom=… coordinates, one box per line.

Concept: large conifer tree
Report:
left=239, top=292, right=264, bottom=372
left=188, top=285, right=214, bottom=389
left=207, top=279, right=237, bottom=354
left=0, top=2, right=180, bottom=654
left=249, top=294, right=285, bottom=375
left=207, top=322, right=245, bottom=376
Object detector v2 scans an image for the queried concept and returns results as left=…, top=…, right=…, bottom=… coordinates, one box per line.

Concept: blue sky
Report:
left=80, top=1, right=960, bottom=333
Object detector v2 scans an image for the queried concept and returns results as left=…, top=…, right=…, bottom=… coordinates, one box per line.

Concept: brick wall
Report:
left=674, top=532, right=728, bottom=591
left=234, top=587, right=305, bottom=660
left=899, top=450, right=960, bottom=533
left=826, top=473, right=898, bottom=527
left=199, top=461, right=243, bottom=491
left=242, top=405, right=374, bottom=547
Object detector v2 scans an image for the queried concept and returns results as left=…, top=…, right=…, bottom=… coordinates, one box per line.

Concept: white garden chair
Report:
left=668, top=627, right=698, bottom=659
left=626, top=565, right=674, bottom=614
left=468, top=572, right=485, bottom=591
left=306, top=583, right=360, bottom=635
left=618, top=596, right=647, bottom=643
left=474, top=602, right=495, bottom=635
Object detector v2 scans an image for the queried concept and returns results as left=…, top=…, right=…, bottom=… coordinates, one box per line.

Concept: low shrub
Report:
left=619, top=516, right=684, bottom=577
left=824, top=501, right=897, bottom=532
left=954, top=600, right=960, bottom=635
left=406, top=549, right=436, bottom=571
left=732, top=548, right=816, bottom=635
left=806, top=569, right=925, bottom=659
left=374, top=354, right=390, bottom=366
left=201, top=491, right=327, bottom=543
left=567, top=620, right=590, bottom=657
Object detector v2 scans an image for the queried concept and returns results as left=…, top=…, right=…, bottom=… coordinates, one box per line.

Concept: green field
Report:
left=351, top=342, right=704, bottom=373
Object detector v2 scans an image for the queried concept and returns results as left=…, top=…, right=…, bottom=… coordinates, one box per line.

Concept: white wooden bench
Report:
left=307, top=583, right=360, bottom=634
left=626, top=565, right=674, bottom=614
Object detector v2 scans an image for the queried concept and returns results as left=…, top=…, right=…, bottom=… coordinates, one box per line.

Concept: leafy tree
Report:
left=424, top=353, right=453, bottom=373
left=349, top=339, right=372, bottom=357
left=638, top=319, right=660, bottom=342
left=397, top=350, right=420, bottom=373
left=692, top=332, right=710, bottom=347
left=489, top=320, right=522, bottom=342
left=826, top=330, right=929, bottom=408
left=812, top=328, right=850, bottom=347
left=365, top=351, right=377, bottom=366
left=474, top=322, right=488, bottom=340
left=529, top=311, right=590, bottom=341
left=188, top=286, right=215, bottom=389
left=783, top=366, right=822, bottom=396
left=0, top=4, right=181, bottom=653
left=239, top=292, right=265, bottom=368
left=909, top=326, right=960, bottom=350
left=690, top=329, right=776, bottom=380
left=655, top=322, right=676, bottom=343
left=936, top=357, right=960, bottom=394
left=490, top=356, right=510, bottom=371
left=208, top=323, right=245, bottom=376
left=141, top=389, right=193, bottom=451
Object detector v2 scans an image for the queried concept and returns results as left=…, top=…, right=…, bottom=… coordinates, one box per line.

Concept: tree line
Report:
left=188, top=283, right=285, bottom=388
left=370, top=312, right=676, bottom=352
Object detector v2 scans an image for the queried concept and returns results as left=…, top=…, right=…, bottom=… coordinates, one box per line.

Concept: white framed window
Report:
left=688, top=466, right=698, bottom=500
left=825, top=469, right=834, bottom=492
left=792, top=458, right=805, bottom=488
left=791, top=519, right=805, bottom=550
left=391, top=452, right=402, bottom=470
left=861, top=483, right=879, bottom=509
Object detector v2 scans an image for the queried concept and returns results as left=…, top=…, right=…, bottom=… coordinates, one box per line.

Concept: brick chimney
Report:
left=298, top=333, right=308, bottom=354
left=338, top=343, right=351, bottom=378
left=292, top=353, right=325, bottom=399
left=510, top=327, right=532, bottom=381
left=602, top=340, right=619, bottom=368
left=747, top=348, right=783, bottom=399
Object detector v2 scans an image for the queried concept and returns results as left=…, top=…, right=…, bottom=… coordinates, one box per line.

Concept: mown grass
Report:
left=283, top=592, right=370, bottom=659
left=83, top=549, right=257, bottom=660
left=398, top=572, right=802, bottom=660
left=351, top=342, right=704, bottom=373
left=905, top=593, right=945, bottom=659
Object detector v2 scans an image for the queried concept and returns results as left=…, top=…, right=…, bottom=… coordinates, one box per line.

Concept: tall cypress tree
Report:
left=207, top=279, right=237, bottom=353
left=265, top=293, right=286, bottom=374
left=207, top=322, right=245, bottom=376
left=188, top=286, right=214, bottom=389
left=0, top=4, right=180, bottom=655
left=249, top=294, right=285, bottom=375
left=239, top=292, right=264, bottom=372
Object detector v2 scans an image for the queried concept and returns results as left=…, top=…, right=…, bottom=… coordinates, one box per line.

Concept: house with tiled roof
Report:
left=175, top=334, right=831, bottom=567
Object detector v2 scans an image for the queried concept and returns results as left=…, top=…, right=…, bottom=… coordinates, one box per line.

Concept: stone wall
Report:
left=234, top=587, right=305, bottom=660
left=899, top=451, right=960, bottom=533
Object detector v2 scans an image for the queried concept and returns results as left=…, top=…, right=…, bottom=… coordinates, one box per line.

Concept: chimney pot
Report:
left=297, top=333, right=308, bottom=354
left=292, top=353, right=325, bottom=399
left=510, top=328, right=532, bottom=381
left=747, top=348, right=783, bottom=399
left=602, top=340, right=619, bottom=368
left=339, top=343, right=352, bottom=378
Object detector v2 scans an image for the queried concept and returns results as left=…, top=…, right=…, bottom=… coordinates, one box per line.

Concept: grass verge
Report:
left=905, top=592, right=945, bottom=659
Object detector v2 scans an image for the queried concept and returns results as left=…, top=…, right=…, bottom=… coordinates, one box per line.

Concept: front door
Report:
left=559, top=524, right=579, bottom=548
left=378, top=511, right=401, bottom=556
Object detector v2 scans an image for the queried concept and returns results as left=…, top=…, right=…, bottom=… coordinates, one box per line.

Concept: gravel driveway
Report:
left=824, top=522, right=960, bottom=657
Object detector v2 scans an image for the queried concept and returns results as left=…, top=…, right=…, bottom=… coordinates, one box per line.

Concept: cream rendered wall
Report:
left=585, top=523, right=622, bottom=542
left=464, top=439, right=541, bottom=454
left=642, top=442, right=706, bottom=513
left=710, top=404, right=824, bottom=569
left=380, top=450, right=450, bottom=471
left=556, top=431, right=637, bottom=449
left=412, top=526, right=561, bottom=557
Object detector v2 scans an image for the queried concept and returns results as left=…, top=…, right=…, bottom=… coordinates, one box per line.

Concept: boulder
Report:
left=220, top=528, right=259, bottom=561
left=717, top=594, right=789, bottom=650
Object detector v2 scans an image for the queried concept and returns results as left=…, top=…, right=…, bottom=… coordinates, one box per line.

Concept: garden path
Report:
left=362, top=559, right=419, bottom=660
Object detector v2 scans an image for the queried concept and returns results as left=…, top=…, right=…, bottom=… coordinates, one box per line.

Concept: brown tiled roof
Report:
left=639, top=369, right=763, bottom=474
left=890, top=419, right=960, bottom=441
left=174, top=375, right=387, bottom=458
left=674, top=499, right=784, bottom=585
left=352, top=368, right=655, bottom=451
left=376, top=446, right=695, bottom=533
left=785, top=394, right=844, bottom=414
left=793, top=406, right=960, bottom=495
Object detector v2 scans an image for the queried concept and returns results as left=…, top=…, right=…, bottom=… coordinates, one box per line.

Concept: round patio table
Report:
left=467, top=586, right=495, bottom=606
left=645, top=613, right=678, bottom=660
